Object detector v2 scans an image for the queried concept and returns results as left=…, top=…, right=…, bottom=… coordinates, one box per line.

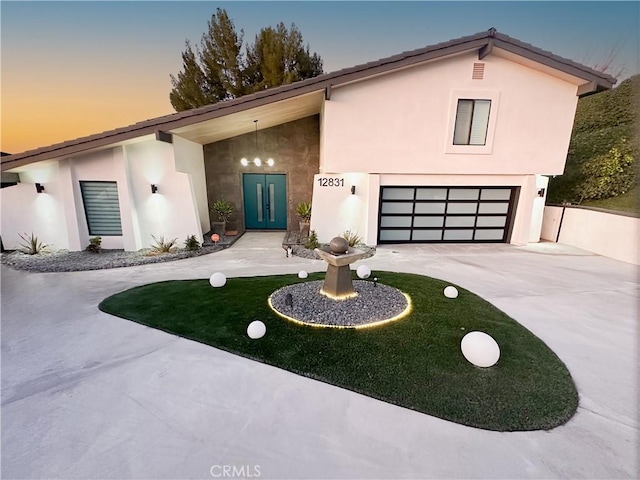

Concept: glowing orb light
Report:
left=356, top=265, right=371, bottom=279
left=209, top=272, right=227, bottom=288
left=247, top=320, right=266, bottom=339
left=298, top=271, right=308, bottom=279
left=211, top=233, right=220, bottom=243
left=444, top=286, right=459, bottom=298
left=461, top=331, right=500, bottom=367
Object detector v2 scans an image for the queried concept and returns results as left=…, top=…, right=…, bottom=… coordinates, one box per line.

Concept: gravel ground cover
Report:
left=269, top=280, right=409, bottom=327
left=1, top=246, right=222, bottom=273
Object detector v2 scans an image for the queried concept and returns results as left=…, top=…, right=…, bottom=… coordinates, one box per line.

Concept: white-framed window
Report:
left=79, top=181, right=123, bottom=236
left=445, top=90, right=500, bottom=155
left=453, top=99, right=491, bottom=145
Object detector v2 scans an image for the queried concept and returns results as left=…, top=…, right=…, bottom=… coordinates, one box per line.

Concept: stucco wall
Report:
left=321, top=51, right=579, bottom=176
left=311, top=173, right=540, bottom=246
left=172, top=135, right=209, bottom=236
left=0, top=163, right=70, bottom=250
left=542, top=206, right=640, bottom=264
left=203, top=116, right=320, bottom=232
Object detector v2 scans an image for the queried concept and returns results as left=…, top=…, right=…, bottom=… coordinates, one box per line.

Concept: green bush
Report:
left=184, top=234, right=201, bottom=251
left=304, top=230, right=319, bottom=249
left=575, top=138, right=635, bottom=202
left=85, top=236, right=102, bottom=254
left=210, top=199, right=233, bottom=223
left=547, top=74, right=639, bottom=204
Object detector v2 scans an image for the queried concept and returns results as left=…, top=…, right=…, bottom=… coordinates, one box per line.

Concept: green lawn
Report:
left=99, top=272, right=578, bottom=432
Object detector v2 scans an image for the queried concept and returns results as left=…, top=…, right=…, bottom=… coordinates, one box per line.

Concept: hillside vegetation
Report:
left=547, top=74, right=639, bottom=213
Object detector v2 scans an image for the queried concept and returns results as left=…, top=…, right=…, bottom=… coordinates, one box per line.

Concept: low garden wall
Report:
left=541, top=205, right=640, bottom=265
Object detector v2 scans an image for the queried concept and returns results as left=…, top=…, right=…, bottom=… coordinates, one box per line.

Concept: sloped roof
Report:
left=2, top=28, right=616, bottom=171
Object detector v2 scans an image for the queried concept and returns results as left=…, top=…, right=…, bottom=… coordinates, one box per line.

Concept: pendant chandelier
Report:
left=240, top=120, right=274, bottom=167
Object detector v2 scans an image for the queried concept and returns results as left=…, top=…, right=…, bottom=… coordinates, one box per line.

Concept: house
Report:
left=0, top=29, right=615, bottom=251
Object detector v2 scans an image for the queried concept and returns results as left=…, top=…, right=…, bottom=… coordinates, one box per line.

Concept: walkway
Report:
left=1, top=233, right=637, bottom=479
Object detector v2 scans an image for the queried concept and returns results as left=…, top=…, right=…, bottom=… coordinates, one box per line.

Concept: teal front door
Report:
left=243, top=174, right=287, bottom=229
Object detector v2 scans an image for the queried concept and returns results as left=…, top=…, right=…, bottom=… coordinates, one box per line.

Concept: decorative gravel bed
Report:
left=269, top=280, right=410, bottom=327
left=1, top=246, right=222, bottom=273
left=291, top=244, right=376, bottom=260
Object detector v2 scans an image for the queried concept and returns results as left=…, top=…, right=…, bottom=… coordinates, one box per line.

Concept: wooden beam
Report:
left=577, top=81, right=598, bottom=96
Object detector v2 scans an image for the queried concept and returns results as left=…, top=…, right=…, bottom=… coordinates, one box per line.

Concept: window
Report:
left=80, top=181, right=123, bottom=235
left=453, top=99, right=491, bottom=145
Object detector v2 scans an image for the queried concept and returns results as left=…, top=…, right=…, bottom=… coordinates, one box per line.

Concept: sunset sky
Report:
left=2, top=1, right=638, bottom=155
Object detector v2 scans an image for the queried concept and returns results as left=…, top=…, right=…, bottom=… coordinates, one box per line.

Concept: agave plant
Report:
left=18, top=233, right=48, bottom=255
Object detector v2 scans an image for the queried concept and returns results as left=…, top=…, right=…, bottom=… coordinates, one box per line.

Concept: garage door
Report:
left=378, top=186, right=517, bottom=243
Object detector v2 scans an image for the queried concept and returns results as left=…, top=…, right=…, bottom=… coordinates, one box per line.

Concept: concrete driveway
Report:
left=1, top=233, right=637, bottom=479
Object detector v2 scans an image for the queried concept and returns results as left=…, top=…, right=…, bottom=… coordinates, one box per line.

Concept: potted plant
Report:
left=210, top=199, right=234, bottom=235
left=296, top=201, right=312, bottom=235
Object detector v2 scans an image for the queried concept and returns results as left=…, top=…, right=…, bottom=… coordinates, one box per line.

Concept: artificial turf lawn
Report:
left=99, top=272, right=578, bottom=432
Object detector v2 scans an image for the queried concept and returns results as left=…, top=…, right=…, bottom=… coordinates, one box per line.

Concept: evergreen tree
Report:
left=169, top=9, right=324, bottom=112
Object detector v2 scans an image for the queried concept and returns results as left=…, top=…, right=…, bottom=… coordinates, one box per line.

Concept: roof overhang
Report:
left=2, top=28, right=616, bottom=172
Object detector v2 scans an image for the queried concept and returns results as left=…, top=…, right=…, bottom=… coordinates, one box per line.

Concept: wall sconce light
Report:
left=151, top=184, right=158, bottom=194
left=537, top=188, right=545, bottom=197
left=351, top=185, right=356, bottom=195
left=240, top=158, right=249, bottom=167
left=267, top=158, right=275, bottom=167
left=35, top=183, right=45, bottom=193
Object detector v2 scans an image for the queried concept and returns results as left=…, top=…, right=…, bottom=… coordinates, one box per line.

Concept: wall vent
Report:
left=472, top=63, right=485, bottom=80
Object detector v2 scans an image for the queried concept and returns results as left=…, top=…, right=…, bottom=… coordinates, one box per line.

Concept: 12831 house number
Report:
left=317, top=177, right=345, bottom=187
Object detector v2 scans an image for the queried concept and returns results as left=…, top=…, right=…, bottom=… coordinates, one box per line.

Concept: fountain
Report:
left=268, top=236, right=412, bottom=329
left=313, top=236, right=365, bottom=299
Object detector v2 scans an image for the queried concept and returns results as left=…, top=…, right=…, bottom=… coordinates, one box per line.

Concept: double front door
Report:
left=243, top=174, right=287, bottom=229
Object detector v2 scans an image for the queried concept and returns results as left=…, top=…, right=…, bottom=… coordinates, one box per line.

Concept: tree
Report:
left=169, top=9, right=324, bottom=111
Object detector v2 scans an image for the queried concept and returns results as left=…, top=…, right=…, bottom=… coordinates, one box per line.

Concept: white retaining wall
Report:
left=542, top=205, right=640, bottom=264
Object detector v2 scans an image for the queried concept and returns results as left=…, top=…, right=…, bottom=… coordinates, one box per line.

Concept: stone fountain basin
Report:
left=314, top=246, right=366, bottom=266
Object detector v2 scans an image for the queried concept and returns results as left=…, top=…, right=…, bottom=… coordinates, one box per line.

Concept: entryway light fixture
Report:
left=35, top=183, right=45, bottom=193
left=151, top=184, right=158, bottom=194
left=240, top=120, right=275, bottom=168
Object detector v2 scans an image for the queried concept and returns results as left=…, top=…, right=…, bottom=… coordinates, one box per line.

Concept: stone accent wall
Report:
left=203, top=115, right=320, bottom=233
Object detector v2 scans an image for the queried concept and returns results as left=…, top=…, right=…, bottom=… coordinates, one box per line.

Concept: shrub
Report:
left=304, top=230, right=319, bottom=249
left=184, top=234, right=201, bottom=251
left=575, top=138, right=636, bottom=202
left=85, top=236, right=102, bottom=254
left=150, top=235, right=178, bottom=254
left=342, top=230, right=362, bottom=247
left=296, top=202, right=312, bottom=222
left=18, top=233, right=47, bottom=255
left=210, top=199, right=234, bottom=223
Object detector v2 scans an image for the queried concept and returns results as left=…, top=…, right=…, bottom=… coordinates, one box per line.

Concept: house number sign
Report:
left=317, top=177, right=345, bottom=187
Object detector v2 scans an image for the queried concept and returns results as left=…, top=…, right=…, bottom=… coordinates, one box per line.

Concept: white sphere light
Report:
left=247, top=320, right=266, bottom=339
left=254, top=158, right=262, bottom=167
left=267, top=158, right=275, bottom=167
left=356, top=265, right=371, bottom=279
left=209, top=272, right=227, bottom=288
left=461, top=331, right=500, bottom=367
left=298, top=270, right=308, bottom=279
left=444, top=286, right=459, bottom=299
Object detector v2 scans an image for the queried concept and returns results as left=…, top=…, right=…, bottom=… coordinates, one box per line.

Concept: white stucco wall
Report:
left=542, top=206, right=640, bottom=265
left=0, top=163, right=70, bottom=250
left=124, top=139, right=203, bottom=249
left=321, top=50, right=579, bottom=176
left=173, top=135, right=209, bottom=235
left=310, top=173, right=541, bottom=246
left=528, top=175, right=550, bottom=243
